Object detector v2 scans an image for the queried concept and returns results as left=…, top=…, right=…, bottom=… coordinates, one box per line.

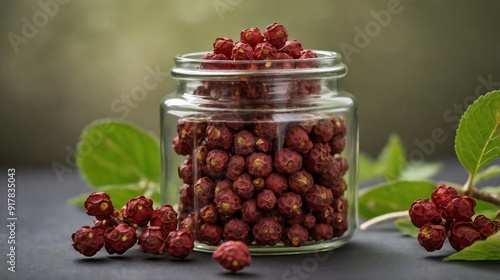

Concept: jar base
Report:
left=193, top=235, right=352, bottom=255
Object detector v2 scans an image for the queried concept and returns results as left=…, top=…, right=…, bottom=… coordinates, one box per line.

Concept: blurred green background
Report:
left=1, top=0, right=499, bottom=168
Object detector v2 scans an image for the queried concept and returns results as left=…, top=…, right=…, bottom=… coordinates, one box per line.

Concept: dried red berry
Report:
left=150, top=204, right=178, bottom=235
left=213, top=37, right=234, bottom=58
left=255, top=137, right=271, bottom=153
left=223, top=218, right=251, bottom=242
left=91, top=219, right=115, bottom=236
left=178, top=158, right=195, bottom=184
left=264, top=22, right=289, bottom=49
left=206, top=149, right=230, bottom=175
left=138, top=226, right=167, bottom=255
left=252, top=177, right=265, bottom=191
left=330, top=115, right=346, bottom=137
left=304, top=143, right=333, bottom=174
left=329, top=135, right=345, bottom=154
left=473, top=215, right=500, bottom=239
left=215, top=179, right=232, bottom=196
left=256, top=189, right=277, bottom=211
left=317, top=159, right=342, bottom=189
left=448, top=221, right=482, bottom=251
left=329, top=179, right=347, bottom=199
left=315, top=205, right=334, bottom=224
left=285, top=210, right=304, bottom=225
left=442, top=195, right=476, bottom=221
left=199, top=203, right=219, bottom=224
left=304, top=185, right=334, bottom=212
left=240, top=27, right=264, bottom=47
left=303, top=213, right=317, bottom=230
left=194, top=177, right=216, bottom=206
left=332, top=197, right=348, bottom=215
left=179, top=215, right=195, bottom=234
left=311, top=119, right=335, bottom=143
left=195, top=145, right=208, bottom=165
left=337, top=157, right=349, bottom=175
left=166, top=229, right=194, bottom=259
left=172, top=135, right=193, bottom=156
left=177, top=119, right=206, bottom=143
left=103, top=224, right=137, bottom=255
left=72, top=226, right=104, bottom=257
left=408, top=199, right=443, bottom=228
left=431, top=185, right=458, bottom=209
left=199, top=223, right=223, bottom=245
left=283, top=224, right=309, bottom=247
left=310, top=223, right=334, bottom=241
left=253, top=42, right=278, bottom=61
left=84, top=192, right=114, bottom=220
left=285, top=126, right=312, bottom=154
left=214, top=188, right=242, bottom=215
left=264, top=208, right=285, bottom=224
left=232, top=41, right=254, bottom=61
left=123, top=196, right=154, bottom=227
left=233, top=173, right=256, bottom=199
left=417, top=223, right=447, bottom=252
left=246, top=152, right=273, bottom=178
left=265, top=173, right=288, bottom=194
left=274, top=148, right=303, bottom=175
left=330, top=212, right=348, bottom=237
left=277, top=192, right=303, bottom=217
left=234, top=130, right=256, bottom=155
left=241, top=199, right=262, bottom=224
left=206, top=123, right=233, bottom=150
left=213, top=241, right=252, bottom=273
left=252, top=115, right=279, bottom=139
left=279, top=40, right=303, bottom=59
left=252, top=217, right=283, bottom=245
left=288, top=170, right=314, bottom=195
left=179, top=184, right=194, bottom=209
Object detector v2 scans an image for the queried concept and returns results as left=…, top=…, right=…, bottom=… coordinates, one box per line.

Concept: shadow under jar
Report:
left=161, top=50, right=358, bottom=255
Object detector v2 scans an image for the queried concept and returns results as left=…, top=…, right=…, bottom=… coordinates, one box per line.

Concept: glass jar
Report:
left=161, top=50, right=358, bottom=255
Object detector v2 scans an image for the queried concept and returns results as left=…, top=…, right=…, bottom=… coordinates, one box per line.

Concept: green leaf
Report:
left=395, top=217, right=419, bottom=237
left=473, top=165, right=500, bottom=184
left=358, top=153, right=380, bottom=182
left=455, top=90, right=500, bottom=177
left=376, top=134, right=406, bottom=181
left=399, top=162, right=442, bottom=181
left=77, top=120, right=160, bottom=187
left=359, top=180, right=436, bottom=219
left=444, top=233, right=500, bottom=261
left=68, top=186, right=148, bottom=210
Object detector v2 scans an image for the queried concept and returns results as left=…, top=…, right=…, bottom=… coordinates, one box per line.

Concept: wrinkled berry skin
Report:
left=277, top=192, right=303, bottom=217
left=206, top=124, right=233, bottom=150
left=442, top=195, right=476, bottom=221
left=206, top=149, right=230, bottom=175
left=448, top=221, right=482, bottom=251
left=179, top=215, right=195, bottom=234
left=84, top=192, right=114, bottom=220
left=104, top=224, right=137, bottom=255
left=179, top=184, right=194, bottom=209
left=213, top=37, right=234, bottom=58
left=150, top=204, right=178, bottom=235
left=279, top=40, right=303, bottom=59
left=253, top=217, right=283, bottom=245
left=195, top=177, right=216, bottom=206
left=241, top=199, right=262, bottom=224
left=233, top=173, right=256, bottom=199
left=311, top=119, right=335, bottom=143
left=288, top=170, right=314, bottom=195
left=72, top=226, right=104, bottom=257
left=283, top=224, right=309, bottom=247
left=473, top=215, right=500, bottom=239
left=246, top=152, right=273, bottom=178
left=178, top=158, right=195, bottom=184
left=123, top=196, right=154, bottom=227
left=310, top=223, right=334, bottom=241
left=91, top=219, right=115, bottom=235
left=199, top=223, right=224, bottom=245
left=166, top=229, right=195, bottom=259
left=331, top=212, right=348, bottom=237
left=274, top=148, right=303, bottom=175
left=215, top=188, right=242, bottom=215
left=431, top=185, right=458, bottom=209
left=303, top=213, right=317, bottom=230
left=223, top=218, right=251, bottom=242
left=172, top=135, right=193, bottom=156
left=234, top=130, right=256, bottom=155
left=264, top=22, right=289, bottom=49
left=417, top=223, right=447, bottom=252
left=256, top=189, right=277, bottom=211
left=213, top=241, right=252, bottom=273
left=138, top=226, right=167, bottom=255
left=304, top=185, right=333, bottom=212
left=226, top=155, right=246, bottom=181
left=240, top=27, right=264, bottom=47
left=304, top=144, right=333, bottom=174
left=408, top=199, right=443, bottom=228
left=265, top=173, right=288, bottom=194
left=253, top=42, right=278, bottom=60
left=285, top=126, right=312, bottom=153
left=199, top=203, right=219, bottom=224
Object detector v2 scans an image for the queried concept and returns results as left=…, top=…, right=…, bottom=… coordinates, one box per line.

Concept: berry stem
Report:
left=359, top=210, right=408, bottom=231
left=462, top=174, right=500, bottom=206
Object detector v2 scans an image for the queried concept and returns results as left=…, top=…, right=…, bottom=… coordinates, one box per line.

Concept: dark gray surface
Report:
left=1, top=160, right=499, bottom=280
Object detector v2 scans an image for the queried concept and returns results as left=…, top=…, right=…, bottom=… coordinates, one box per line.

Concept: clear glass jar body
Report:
left=161, top=51, right=358, bottom=255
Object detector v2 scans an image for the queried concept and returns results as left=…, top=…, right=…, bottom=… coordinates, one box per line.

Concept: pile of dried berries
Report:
left=172, top=23, right=350, bottom=248
left=409, top=185, right=500, bottom=252
left=71, top=192, right=194, bottom=258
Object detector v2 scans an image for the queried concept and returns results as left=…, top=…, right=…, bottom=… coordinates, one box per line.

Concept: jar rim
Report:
left=171, top=50, right=347, bottom=80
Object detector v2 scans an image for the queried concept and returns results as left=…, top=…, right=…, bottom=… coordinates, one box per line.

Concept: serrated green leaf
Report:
left=455, top=90, right=500, bottom=178
left=359, top=180, right=436, bottom=219
left=473, top=165, right=500, bottom=185
left=68, top=186, right=148, bottom=210
left=395, top=217, right=419, bottom=237
left=77, top=120, right=160, bottom=186
left=399, top=162, right=442, bottom=181
left=444, top=233, right=500, bottom=261
left=376, top=134, right=406, bottom=181
left=358, top=153, right=380, bottom=182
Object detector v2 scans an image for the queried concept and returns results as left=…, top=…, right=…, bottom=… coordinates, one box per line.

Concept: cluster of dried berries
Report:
left=194, top=22, right=321, bottom=100
left=173, top=112, right=349, bottom=247
left=71, top=192, right=194, bottom=258
left=409, top=185, right=500, bottom=252
left=213, top=241, right=252, bottom=273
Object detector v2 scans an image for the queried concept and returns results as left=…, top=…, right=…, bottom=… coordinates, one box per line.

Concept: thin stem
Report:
left=359, top=211, right=409, bottom=231
left=470, top=188, right=500, bottom=206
